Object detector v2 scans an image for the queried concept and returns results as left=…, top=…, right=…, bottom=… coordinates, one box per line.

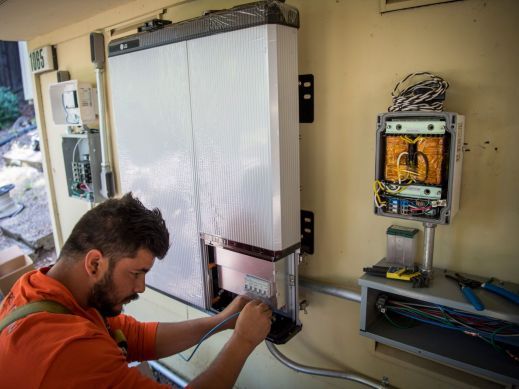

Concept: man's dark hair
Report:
left=59, top=193, right=169, bottom=262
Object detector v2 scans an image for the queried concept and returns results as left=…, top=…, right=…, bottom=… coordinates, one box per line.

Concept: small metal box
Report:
left=62, top=129, right=102, bottom=203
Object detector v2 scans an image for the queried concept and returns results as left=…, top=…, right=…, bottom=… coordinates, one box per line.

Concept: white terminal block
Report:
left=244, top=274, right=272, bottom=298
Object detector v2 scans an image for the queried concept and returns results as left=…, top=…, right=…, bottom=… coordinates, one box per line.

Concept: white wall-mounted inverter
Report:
left=108, top=1, right=302, bottom=343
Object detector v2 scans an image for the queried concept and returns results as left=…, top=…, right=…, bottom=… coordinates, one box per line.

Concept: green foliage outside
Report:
left=0, top=86, right=20, bottom=129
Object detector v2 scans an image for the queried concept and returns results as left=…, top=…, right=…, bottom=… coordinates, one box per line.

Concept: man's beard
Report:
left=87, top=269, right=139, bottom=317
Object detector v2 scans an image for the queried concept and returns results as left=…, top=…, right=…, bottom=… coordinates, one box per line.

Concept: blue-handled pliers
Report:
left=445, top=273, right=485, bottom=311
left=481, top=277, right=519, bottom=306
left=446, top=273, right=519, bottom=311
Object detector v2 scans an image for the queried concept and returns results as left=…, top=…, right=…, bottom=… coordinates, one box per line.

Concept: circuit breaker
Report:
left=62, top=129, right=102, bottom=203
left=374, top=112, right=464, bottom=224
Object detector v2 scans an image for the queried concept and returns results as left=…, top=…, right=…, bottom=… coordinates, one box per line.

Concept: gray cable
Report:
left=266, top=341, right=388, bottom=388
left=299, top=276, right=361, bottom=303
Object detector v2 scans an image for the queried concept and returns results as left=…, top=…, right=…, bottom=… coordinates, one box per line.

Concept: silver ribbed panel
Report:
left=188, top=25, right=300, bottom=251
left=108, top=43, right=205, bottom=307
left=269, top=24, right=300, bottom=249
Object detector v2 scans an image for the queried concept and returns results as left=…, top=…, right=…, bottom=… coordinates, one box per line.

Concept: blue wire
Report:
left=179, top=311, right=241, bottom=362
left=388, top=308, right=514, bottom=340
left=431, top=305, right=519, bottom=330
left=440, top=306, right=494, bottom=320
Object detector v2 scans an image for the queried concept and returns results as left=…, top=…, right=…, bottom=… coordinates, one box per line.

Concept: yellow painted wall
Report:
left=29, top=0, right=519, bottom=387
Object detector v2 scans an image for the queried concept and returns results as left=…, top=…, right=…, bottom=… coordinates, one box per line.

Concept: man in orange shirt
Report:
left=0, top=193, right=272, bottom=388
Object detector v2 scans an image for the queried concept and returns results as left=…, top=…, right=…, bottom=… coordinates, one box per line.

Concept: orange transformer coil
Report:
left=384, top=136, right=444, bottom=185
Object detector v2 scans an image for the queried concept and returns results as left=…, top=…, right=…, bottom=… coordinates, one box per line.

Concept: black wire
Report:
left=415, top=151, right=429, bottom=182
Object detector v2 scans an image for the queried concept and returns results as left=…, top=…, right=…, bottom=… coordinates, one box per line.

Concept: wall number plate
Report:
left=29, top=45, right=57, bottom=74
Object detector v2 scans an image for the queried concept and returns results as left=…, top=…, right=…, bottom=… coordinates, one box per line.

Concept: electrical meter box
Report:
left=49, top=80, right=97, bottom=126
left=62, top=129, right=102, bottom=203
left=374, top=112, right=464, bottom=224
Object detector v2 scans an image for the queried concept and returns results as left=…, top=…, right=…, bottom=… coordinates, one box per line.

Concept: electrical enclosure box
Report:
left=62, top=130, right=102, bottom=203
left=374, top=112, right=464, bottom=224
left=49, top=80, right=97, bottom=126
left=108, top=1, right=301, bottom=343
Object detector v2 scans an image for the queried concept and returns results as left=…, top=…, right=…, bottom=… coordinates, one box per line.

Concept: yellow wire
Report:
left=375, top=180, right=407, bottom=196
left=373, top=181, right=386, bottom=206
left=385, top=185, right=407, bottom=194
left=400, top=136, right=424, bottom=144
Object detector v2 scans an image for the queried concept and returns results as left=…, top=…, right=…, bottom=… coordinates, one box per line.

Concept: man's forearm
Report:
left=155, top=316, right=221, bottom=358
left=188, top=334, right=256, bottom=389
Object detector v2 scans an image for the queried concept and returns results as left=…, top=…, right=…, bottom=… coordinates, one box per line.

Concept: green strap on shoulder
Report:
left=0, top=300, right=71, bottom=332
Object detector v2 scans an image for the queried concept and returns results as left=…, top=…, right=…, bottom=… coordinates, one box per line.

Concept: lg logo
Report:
left=119, top=43, right=128, bottom=50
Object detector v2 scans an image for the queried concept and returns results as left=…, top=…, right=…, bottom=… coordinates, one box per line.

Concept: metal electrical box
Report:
left=359, top=273, right=519, bottom=385
left=62, top=129, right=102, bottom=203
left=374, top=112, right=464, bottom=224
left=108, top=1, right=301, bottom=343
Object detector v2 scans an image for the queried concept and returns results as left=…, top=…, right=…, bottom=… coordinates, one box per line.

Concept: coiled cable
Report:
left=388, top=72, right=449, bottom=112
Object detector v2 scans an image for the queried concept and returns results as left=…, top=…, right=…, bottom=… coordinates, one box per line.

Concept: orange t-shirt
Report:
left=0, top=268, right=170, bottom=389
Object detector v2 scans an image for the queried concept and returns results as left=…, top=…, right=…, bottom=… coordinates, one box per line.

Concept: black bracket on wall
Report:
left=138, top=19, right=172, bottom=32
left=301, top=210, right=314, bottom=255
left=299, top=74, right=314, bottom=123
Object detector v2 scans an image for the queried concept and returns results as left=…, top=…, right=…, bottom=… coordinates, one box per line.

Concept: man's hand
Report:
left=188, top=300, right=273, bottom=389
left=215, top=295, right=250, bottom=330
left=155, top=296, right=271, bottom=362
left=232, top=300, right=272, bottom=350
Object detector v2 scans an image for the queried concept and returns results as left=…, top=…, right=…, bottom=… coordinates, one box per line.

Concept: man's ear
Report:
left=84, top=249, right=108, bottom=280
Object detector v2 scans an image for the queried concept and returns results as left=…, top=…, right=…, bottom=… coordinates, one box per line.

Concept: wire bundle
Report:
left=388, top=72, right=449, bottom=112
left=373, top=180, right=415, bottom=209
left=406, top=199, right=432, bottom=215
left=382, top=299, right=519, bottom=362
left=373, top=180, right=399, bottom=209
